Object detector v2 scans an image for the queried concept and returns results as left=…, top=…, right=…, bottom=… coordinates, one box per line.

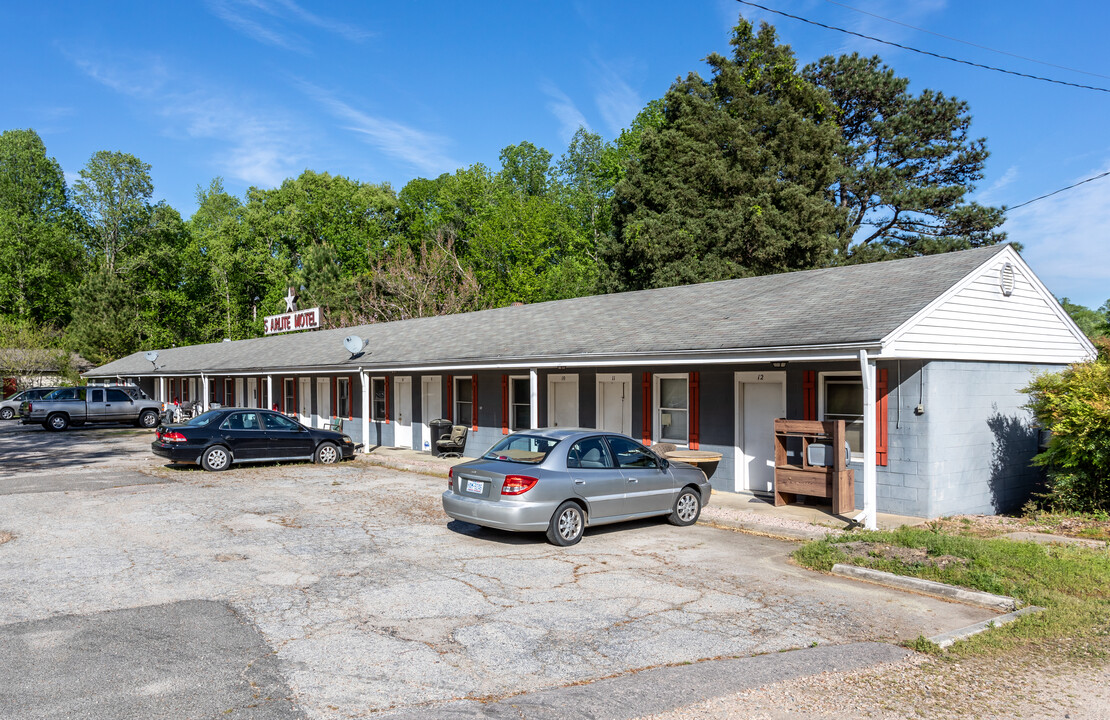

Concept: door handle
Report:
left=627, top=478, right=638, bottom=483
left=573, top=479, right=585, bottom=485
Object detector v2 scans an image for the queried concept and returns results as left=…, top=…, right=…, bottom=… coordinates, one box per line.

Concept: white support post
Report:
left=859, top=349, right=878, bottom=531
left=529, top=368, right=539, bottom=429
left=360, top=369, right=371, bottom=453
left=201, top=374, right=209, bottom=412
left=158, top=376, right=166, bottom=404
left=266, top=375, right=273, bottom=412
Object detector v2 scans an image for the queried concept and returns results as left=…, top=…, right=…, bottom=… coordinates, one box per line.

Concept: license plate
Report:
left=465, top=479, right=483, bottom=494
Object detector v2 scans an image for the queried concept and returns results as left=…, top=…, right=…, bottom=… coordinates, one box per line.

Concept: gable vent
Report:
left=999, top=262, right=1015, bottom=297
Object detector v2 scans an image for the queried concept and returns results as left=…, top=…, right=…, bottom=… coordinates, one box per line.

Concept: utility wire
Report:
left=1008, top=170, right=1110, bottom=211
left=823, top=0, right=1110, bottom=82
left=734, top=0, right=1110, bottom=94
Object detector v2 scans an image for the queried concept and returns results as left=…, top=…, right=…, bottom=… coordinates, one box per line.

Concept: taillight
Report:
left=447, top=467, right=454, bottom=489
left=26, top=402, right=32, bottom=412
left=161, top=431, right=187, bottom=443
left=501, top=475, right=538, bottom=495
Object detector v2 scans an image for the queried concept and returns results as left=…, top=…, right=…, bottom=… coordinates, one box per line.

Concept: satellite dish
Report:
left=144, top=350, right=159, bottom=363
left=343, top=335, right=367, bottom=355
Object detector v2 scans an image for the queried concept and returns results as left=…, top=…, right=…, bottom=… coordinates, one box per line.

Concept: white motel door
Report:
left=316, top=378, right=330, bottom=428
left=547, top=374, right=579, bottom=428
left=596, top=374, right=632, bottom=435
left=235, top=378, right=244, bottom=407
left=420, top=377, right=442, bottom=452
left=736, top=373, right=786, bottom=493
left=298, top=377, right=312, bottom=424
left=246, top=378, right=259, bottom=408
left=394, top=377, right=413, bottom=448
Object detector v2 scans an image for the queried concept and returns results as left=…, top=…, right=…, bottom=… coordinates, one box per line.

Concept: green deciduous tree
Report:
left=0, top=129, right=85, bottom=325
left=1060, top=297, right=1110, bottom=340
left=72, top=150, right=155, bottom=273
left=802, top=53, right=1005, bottom=260
left=602, top=18, right=845, bottom=291
left=1025, top=339, right=1110, bottom=512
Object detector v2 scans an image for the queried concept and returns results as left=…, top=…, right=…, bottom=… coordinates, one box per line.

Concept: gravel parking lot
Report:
left=0, top=424, right=995, bottom=719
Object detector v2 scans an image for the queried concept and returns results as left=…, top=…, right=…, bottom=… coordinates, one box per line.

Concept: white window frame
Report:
left=818, top=371, right=864, bottom=462
left=454, top=376, right=473, bottom=426
left=653, top=373, right=689, bottom=446
left=508, top=374, right=531, bottom=430
left=337, top=377, right=351, bottom=419
left=371, top=376, right=387, bottom=421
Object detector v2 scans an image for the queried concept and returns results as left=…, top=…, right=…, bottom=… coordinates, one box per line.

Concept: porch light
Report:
left=770, top=362, right=788, bottom=369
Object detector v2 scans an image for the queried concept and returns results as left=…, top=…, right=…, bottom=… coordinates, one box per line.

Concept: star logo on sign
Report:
left=284, top=287, right=297, bottom=312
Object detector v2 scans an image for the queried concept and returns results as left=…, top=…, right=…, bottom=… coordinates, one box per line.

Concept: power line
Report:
left=823, top=0, right=1110, bottom=82
left=734, top=0, right=1110, bottom=94
left=1008, top=170, right=1110, bottom=211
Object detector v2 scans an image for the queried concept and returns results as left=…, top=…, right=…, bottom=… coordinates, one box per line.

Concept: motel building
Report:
left=86, top=245, right=1095, bottom=527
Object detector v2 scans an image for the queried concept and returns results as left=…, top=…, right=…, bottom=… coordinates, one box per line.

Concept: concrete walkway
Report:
left=362, top=446, right=927, bottom=533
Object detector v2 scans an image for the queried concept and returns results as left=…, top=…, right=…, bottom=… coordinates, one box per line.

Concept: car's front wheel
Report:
left=668, top=487, right=702, bottom=526
left=0, top=407, right=13, bottom=420
left=137, top=410, right=159, bottom=428
left=315, top=442, right=340, bottom=464
left=200, top=445, right=231, bottom=472
left=546, top=501, right=585, bottom=546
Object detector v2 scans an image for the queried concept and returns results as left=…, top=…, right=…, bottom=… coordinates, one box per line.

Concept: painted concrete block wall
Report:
left=922, top=361, right=1051, bottom=517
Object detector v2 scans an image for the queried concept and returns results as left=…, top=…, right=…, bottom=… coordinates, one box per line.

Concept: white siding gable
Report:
left=883, top=246, right=1096, bottom=363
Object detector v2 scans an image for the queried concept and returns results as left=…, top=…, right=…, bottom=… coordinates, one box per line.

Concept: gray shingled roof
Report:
left=87, top=244, right=1008, bottom=377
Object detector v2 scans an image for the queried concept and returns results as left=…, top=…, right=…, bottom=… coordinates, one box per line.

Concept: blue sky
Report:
left=4, top=0, right=1108, bottom=308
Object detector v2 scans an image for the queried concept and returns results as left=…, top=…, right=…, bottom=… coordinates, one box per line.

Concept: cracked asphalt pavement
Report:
left=0, top=424, right=995, bottom=718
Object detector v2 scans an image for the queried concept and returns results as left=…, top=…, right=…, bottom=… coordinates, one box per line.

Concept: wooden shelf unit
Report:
left=772, top=418, right=855, bottom=515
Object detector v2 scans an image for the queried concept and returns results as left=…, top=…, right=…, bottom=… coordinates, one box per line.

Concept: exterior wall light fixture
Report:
left=770, top=361, right=788, bottom=369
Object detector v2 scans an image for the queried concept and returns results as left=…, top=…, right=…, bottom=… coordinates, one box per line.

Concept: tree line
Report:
left=2, top=17, right=1020, bottom=366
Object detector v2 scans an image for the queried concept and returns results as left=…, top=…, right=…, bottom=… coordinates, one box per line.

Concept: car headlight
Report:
left=341, top=435, right=353, bottom=444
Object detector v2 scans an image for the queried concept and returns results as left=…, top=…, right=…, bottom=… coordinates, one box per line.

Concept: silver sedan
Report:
left=441, top=428, right=712, bottom=546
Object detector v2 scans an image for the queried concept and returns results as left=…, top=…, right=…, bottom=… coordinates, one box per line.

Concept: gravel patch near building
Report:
left=640, top=642, right=1110, bottom=719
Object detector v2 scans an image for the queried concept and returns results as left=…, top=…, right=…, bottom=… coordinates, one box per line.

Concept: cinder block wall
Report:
left=922, top=361, right=1052, bottom=517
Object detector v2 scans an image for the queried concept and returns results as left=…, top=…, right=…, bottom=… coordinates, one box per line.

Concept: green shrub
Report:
left=1024, top=338, right=1110, bottom=512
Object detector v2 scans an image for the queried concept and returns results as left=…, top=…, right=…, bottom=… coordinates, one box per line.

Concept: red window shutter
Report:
left=472, top=375, right=479, bottom=431
left=277, top=377, right=283, bottom=412
left=876, top=368, right=889, bottom=466
left=348, top=375, right=355, bottom=419
left=501, top=374, right=509, bottom=435
left=642, top=373, right=652, bottom=445
left=291, top=377, right=296, bottom=413
left=689, top=372, right=700, bottom=450
left=446, top=375, right=453, bottom=422
left=384, top=376, right=391, bottom=424
left=331, top=377, right=337, bottom=417
left=803, top=371, right=816, bottom=421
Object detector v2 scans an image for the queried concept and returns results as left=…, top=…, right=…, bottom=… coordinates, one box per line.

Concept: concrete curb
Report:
left=927, top=606, right=1045, bottom=649
left=697, top=517, right=837, bottom=543
left=831, top=563, right=1019, bottom=611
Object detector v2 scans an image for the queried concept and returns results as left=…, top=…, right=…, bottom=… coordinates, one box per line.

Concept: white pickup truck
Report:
left=20, top=386, right=163, bottom=431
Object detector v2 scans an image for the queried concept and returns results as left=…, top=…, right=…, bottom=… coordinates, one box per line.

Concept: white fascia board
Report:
left=881, top=245, right=1096, bottom=362
left=353, top=344, right=884, bottom=374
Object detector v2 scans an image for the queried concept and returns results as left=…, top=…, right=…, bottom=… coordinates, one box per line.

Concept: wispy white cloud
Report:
left=591, top=59, right=642, bottom=136
left=205, top=0, right=369, bottom=52
left=542, top=82, right=590, bottom=144
left=72, top=55, right=169, bottom=96
left=301, top=84, right=456, bottom=176
left=1004, top=162, right=1110, bottom=307
left=975, top=165, right=1018, bottom=205
left=72, top=51, right=303, bottom=188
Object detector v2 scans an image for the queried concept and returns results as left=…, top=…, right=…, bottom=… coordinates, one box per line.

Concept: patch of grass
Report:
left=792, top=540, right=846, bottom=571
left=904, top=635, right=942, bottom=655
left=793, top=527, right=1110, bottom=657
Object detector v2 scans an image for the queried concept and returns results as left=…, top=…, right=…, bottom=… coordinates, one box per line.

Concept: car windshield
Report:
left=185, top=410, right=221, bottom=427
left=481, top=434, right=561, bottom=464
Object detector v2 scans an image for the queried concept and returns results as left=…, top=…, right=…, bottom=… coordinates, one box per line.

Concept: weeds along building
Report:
left=86, top=244, right=1095, bottom=522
